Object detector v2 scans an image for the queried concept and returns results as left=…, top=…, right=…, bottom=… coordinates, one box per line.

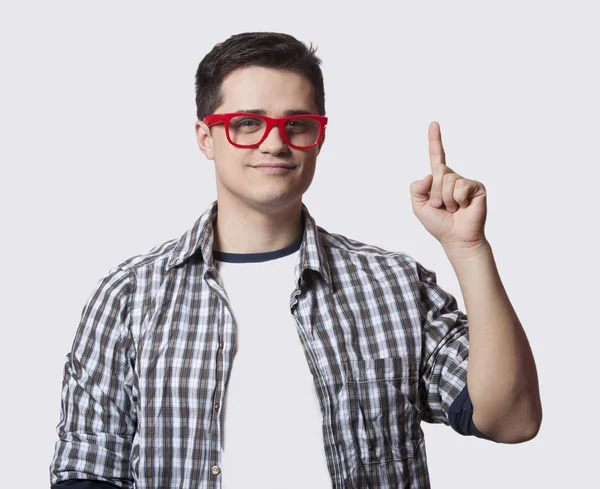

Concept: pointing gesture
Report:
left=410, top=122, right=488, bottom=254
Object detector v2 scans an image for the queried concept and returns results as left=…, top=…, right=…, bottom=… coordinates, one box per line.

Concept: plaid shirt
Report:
left=50, top=199, right=496, bottom=489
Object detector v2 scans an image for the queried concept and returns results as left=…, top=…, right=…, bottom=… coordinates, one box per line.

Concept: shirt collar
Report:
left=165, top=199, right=332, bottom=288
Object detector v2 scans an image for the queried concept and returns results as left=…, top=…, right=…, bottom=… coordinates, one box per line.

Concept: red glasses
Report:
left=202, top=112, right=328, bottom=150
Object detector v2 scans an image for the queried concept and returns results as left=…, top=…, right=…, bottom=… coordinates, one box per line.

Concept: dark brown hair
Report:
left=194, top=32, right=325, bottom=123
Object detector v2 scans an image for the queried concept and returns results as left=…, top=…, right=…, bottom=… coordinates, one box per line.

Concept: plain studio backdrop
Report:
left=1, top=1, right=597, bottom=487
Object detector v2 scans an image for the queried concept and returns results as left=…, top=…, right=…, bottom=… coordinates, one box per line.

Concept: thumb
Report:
left=410, top=174, right=433, bottom=206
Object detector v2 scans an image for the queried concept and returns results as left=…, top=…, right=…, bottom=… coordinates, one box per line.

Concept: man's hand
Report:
left=409, top=121, right=488, bottom=255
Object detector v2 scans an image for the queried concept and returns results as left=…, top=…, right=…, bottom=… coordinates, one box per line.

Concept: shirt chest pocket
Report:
left=342, top=356, right=422, bottom=465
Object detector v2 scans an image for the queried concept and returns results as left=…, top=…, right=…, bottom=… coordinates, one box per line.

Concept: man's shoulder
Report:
left=113, top=233, right=183, bottom=275
left=317, top=225, right=417, bottom=268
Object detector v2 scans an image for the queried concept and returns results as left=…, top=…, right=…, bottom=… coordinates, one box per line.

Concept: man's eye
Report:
left=236, top=119, right=259, bottom=127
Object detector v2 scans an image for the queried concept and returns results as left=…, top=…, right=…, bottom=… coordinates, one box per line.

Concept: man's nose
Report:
left=259, top=124, right=288, bottom=152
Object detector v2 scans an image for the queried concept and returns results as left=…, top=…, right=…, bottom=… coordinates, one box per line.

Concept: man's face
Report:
left=195, top=65, right=325, bottom=213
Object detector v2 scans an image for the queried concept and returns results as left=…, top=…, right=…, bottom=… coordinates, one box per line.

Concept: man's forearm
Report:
left=444, top=240, right=542, bottom=443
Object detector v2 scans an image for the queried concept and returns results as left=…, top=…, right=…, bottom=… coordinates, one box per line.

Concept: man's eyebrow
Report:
left=235, top=109, right=314, bottom=116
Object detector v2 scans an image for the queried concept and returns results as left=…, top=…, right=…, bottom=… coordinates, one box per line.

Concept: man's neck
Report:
left=212, top=196, right=304, bottom=254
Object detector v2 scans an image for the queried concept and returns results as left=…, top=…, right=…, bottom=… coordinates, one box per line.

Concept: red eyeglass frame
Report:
left=202, top=112, right=328, bottom=149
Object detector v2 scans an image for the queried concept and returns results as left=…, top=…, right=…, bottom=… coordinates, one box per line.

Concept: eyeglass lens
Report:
left=227, top=116, right=321, bottom=147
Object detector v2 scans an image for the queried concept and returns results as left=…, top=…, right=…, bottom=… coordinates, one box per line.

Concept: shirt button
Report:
left=214, top=402, right=220, bottom=412
left=211, top=465, right=221, bottom=475
left=219, top=342, right=224, bottom=350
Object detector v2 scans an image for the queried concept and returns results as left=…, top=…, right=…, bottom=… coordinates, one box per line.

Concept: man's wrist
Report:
left=443, top=239, right=492, bottom=262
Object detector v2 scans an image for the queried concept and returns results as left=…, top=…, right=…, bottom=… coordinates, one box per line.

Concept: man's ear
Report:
left=195, top=120, right=215, bottom=160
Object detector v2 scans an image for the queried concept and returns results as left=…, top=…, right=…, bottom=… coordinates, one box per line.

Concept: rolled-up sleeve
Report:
left=49, top=265, right=138, bottom=487
left=415, top=260, right=497, bottom=442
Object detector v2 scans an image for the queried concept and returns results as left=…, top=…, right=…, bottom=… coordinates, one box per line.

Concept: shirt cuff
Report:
left=448, top=383, right=499, bottom=443
left=51, top=480, right=122, bottom=489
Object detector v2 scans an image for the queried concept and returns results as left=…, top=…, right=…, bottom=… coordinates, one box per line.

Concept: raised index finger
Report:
left=428, top=121, right=446, bottom=169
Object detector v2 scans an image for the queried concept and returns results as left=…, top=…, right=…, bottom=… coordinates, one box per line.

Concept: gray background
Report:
left=1, top=0, right=597, bottom=487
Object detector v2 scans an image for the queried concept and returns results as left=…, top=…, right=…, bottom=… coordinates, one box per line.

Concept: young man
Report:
left=49, top=32, right=542, bottom=489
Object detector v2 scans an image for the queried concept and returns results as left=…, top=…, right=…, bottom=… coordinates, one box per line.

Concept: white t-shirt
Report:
left=214, top=234, right=332, bottom=488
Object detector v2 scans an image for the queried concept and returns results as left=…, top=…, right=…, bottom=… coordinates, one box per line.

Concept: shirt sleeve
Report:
left=414, top=259, right=498, bottom=442
left=49, top=266, right=138, bottom=487
left=448, top=383, right=497, bottom=441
